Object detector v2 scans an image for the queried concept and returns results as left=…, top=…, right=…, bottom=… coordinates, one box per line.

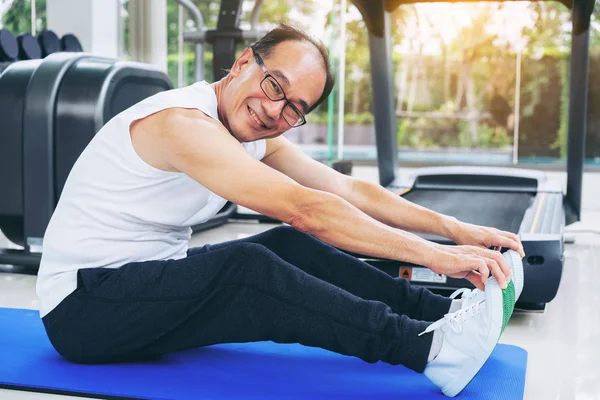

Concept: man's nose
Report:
left=262, top=99, right=286, bottom=121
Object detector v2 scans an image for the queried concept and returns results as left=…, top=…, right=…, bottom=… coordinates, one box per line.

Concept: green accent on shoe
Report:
left=501, top=280, right=515, bottom=332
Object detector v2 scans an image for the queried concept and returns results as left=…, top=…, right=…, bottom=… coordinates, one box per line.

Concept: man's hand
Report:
left=427, top=244, right=513, bottom=291
left=446, top=219, right=525, bottom=258
left=427, top=218, right=526, bottom=290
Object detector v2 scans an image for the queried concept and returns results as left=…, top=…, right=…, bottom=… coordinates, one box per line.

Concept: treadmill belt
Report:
left=402, top=189, right=535, bottom=233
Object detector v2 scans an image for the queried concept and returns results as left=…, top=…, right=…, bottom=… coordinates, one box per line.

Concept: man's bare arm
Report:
left=154, top=109, right=439, bottom=267
left=342, top=179, right=523, bottom=257
left=262, top=136, right=456, bottom=237
left=344, top=178, right=458, bottom=237
left=260, top=137, right=517, bottom=287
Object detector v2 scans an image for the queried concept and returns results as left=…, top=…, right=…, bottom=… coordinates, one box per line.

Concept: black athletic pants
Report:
left=42, top=225, right=452, bottom=373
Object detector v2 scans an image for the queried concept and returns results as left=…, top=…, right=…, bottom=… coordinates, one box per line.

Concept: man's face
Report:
left=221, top=40, right=326, bottom=142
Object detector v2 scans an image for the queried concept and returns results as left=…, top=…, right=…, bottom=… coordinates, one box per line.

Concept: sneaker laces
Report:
left=418, top=301, right=485, bottom=336
left=450, top=288, right=484, bottom=306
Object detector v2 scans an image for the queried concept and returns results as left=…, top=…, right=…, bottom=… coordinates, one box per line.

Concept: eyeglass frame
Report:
left=251, top=46, right=307, bottom=128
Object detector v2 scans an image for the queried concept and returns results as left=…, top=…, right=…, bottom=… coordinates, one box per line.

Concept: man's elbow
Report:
left=288, top=210, right=321, bottom=235
left=285, top=189, right=330, bottom=236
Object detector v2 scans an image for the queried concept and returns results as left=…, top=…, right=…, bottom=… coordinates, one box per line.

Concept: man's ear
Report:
left=229, top=47, right=254, bottom=78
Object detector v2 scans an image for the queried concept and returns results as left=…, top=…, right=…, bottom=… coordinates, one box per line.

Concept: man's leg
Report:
left=42, top=242, right=434, bottom=372
left=188, top=225, right=452, bottom=322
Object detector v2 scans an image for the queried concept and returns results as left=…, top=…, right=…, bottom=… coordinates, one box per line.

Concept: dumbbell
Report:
left=17, top=33, right=42, bottom=60
left=0, top=29, right=18, bottom=62
left=37, top=30, right=61, bottom=57
left=61, top=34, right=83, bottom=52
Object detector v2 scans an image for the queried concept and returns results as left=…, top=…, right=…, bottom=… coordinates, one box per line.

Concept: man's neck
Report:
left=211, top=76, right=232, bottom=126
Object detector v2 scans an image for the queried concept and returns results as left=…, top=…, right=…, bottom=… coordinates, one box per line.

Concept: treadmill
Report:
left=350, top=0, right=595, bottom=311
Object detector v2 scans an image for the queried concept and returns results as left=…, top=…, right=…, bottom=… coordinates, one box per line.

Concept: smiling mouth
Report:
left=248, top=105, right=267, bottom=129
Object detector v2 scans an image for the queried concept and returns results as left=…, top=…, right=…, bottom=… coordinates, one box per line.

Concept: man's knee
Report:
left=224, top=242, right=278, bottom=272
left=266, top=225, right=321, bottom=247
left=263, top=225, right=301, bottom=239
left=219, top=242, right=298, bottom=289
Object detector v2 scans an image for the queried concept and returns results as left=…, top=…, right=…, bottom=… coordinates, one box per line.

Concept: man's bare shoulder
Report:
left=130, top=107, right=225, bottom=172
left=140, top=107, right=221, bottom=131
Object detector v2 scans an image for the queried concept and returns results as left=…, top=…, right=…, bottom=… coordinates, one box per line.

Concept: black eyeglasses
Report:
left=251, top=47, right=307, bottom=128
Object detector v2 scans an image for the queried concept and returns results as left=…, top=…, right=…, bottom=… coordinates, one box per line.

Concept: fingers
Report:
left=464, top=271, right=485, bottom=291
left=469, top=249, right=511, bottom=289
left=435, top=246, right=512, bottom=290
left=492, top=230, right=525, bottom=258
left=497, top=252, right=513, bottom=280
left=471, top=258, right=489, bottom=286
left=486, top=251, right=510, bottom=289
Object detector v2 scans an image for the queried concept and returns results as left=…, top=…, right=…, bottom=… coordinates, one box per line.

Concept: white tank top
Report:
left=36, top=81, right=266, bottom=317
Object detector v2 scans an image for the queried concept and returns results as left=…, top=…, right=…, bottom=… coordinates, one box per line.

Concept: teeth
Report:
left=248, top=106, right=265, bottom=128
left=250, top=108, right=263, bottom=126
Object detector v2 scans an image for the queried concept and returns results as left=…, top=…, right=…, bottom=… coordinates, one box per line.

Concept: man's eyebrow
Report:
left=272, top=69, right=310, bottom=114
left=271, top=69, right=290, bottom=86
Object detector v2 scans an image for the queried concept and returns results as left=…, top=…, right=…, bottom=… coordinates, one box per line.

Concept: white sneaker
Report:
left=420, top=277, right=507, bottom=397
left=503, top=250, right=524, bottom=301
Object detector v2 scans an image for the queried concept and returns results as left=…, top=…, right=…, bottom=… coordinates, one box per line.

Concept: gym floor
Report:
left=1, top=166, right=599, bottom=400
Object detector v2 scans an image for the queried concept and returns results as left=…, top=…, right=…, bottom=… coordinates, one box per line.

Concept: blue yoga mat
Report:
left=0, top=308, right=527, bottom=399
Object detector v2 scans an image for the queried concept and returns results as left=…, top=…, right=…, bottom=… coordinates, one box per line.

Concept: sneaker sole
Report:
left=442, top=278, right=504, bottom=398
left=504, top=250, right=524, bottom=301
